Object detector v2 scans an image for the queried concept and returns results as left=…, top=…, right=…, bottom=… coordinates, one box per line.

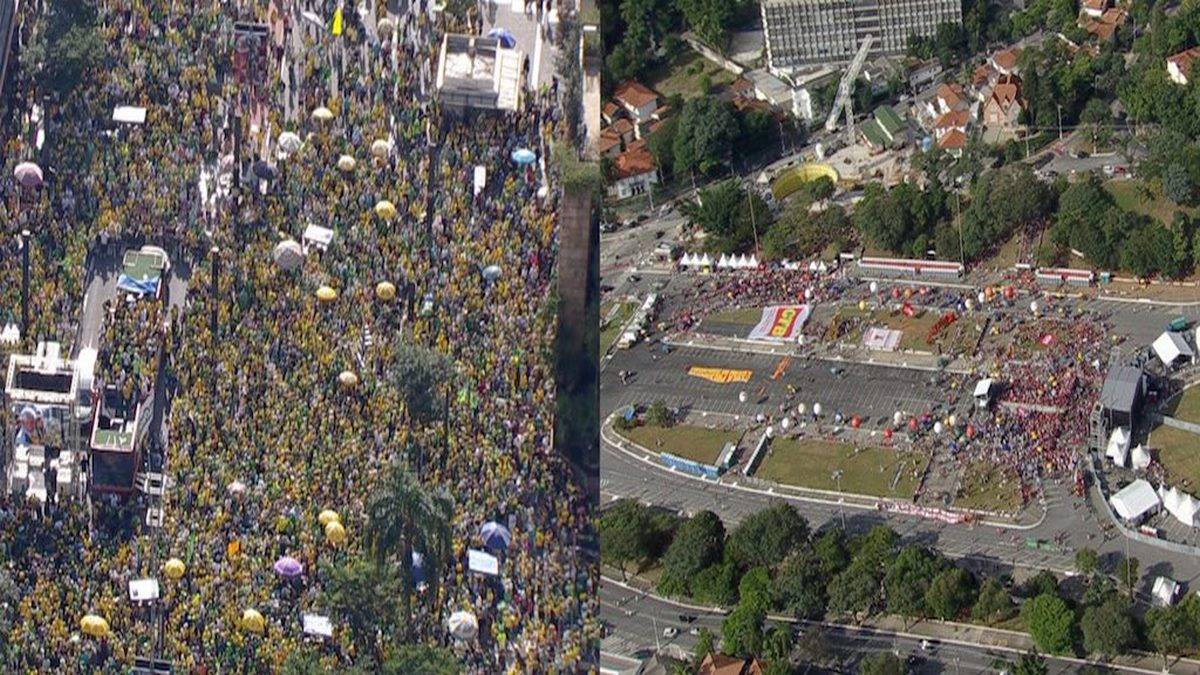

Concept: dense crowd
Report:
left=0, top=0, right=594, bottom=671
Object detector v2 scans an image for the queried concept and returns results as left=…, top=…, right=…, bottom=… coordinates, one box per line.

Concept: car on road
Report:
left=662, top=627, right=678, bottom=638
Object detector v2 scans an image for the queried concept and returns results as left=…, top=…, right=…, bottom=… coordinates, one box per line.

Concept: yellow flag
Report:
left=332, top=7, right=343, bottom=36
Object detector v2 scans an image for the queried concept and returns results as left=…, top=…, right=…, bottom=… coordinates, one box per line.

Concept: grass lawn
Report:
left=1104, top=179, right=1198, bottom=226
left=705, top=306, right=765, bottom=326
left=954, top=461, right=1023, bottom=513
left=827, top=305, right=953, bottom=354
left=601, top=301, right=637, bottom=354
left=622, top=423, right=743, bottom=465
left=1165, top=386, right=1200, bottom=424
left=756, top=438, right=925, bottom=498
left=1150, top=423, right=1200, bottom=492
left=645, top=50, right=736, bottom=101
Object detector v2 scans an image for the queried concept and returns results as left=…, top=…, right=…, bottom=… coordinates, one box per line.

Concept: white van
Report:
left=75, top=348, right=98, bottom=421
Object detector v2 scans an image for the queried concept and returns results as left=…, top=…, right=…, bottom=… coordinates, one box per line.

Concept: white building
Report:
left=760, top=0, right=962, bottom=76
left=1167, top=47, right=1200, bottom=86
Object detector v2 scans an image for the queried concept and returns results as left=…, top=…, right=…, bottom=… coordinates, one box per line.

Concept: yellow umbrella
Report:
left=325, top=520, right=347, bottom=546
left=337, top=154, right=356, bottom=172
left=81, top=614, right=110, bottom=638
left=375, top=281, right=396, bottom=301
left=318, top=509, right=340, bottom=526
left=163, top=558, right=186, bottom=580
left=374, top=199, right=396, bottom=219
left=371, top=139, right=391, bottom=158
left=241, top=608, right=266, bottom=634
left=338, top=370, right=359, bottom=389
left=316, top=286, right=337, bottom=302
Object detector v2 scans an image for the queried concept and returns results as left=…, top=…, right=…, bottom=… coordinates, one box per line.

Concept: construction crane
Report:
left=823, top=35, right=875, bottom=144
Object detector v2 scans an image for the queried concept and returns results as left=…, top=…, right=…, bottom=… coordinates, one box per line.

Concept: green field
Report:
left=1150, top=424, right=1200, bottom=492
left=954, top=461, right=1023, bottom=513
left=1165, top=386, right=1200, bottom=425
left=645, top=51, right=736, bottom=101
left=600, top=301, right=636, bottom=354
left=1104, top=179, right=1198, bottom=226
left=756, top=438, right=925, bottom=498
left=622, top=423, right=743, bottom=465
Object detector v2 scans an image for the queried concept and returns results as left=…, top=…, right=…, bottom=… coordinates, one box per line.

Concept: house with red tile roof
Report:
left=990, top=48, right=1021, bottom=76
left=698, top=653, right=766, bottom=675
left=938, top=128, right=967, bottom=157
left=1080, top=0, right=1107, bottom=19
left=1168, top=46, right=1200, bottom=85
left=607, top=139, right=658, bottom=200
left=612, top=81, right=660, bottom=124
left=982, top=75, right=1025, bottom=141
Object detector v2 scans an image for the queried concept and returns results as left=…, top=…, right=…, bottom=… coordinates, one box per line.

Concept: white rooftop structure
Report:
left=1110, top=479, right=1160, bottom=522
left=302, top=613, right=333, bottom=638
left=1153, top=576, right=1179, bottom=607
left=436, top=34, right=523, bottom=112
left=6, top=342, right=77, bottom=407
left=1160, top=485, right=1200, bottom=528
left=1152, top=330, right=1194, bottom=367
left=302, top=224, right=334, bottom=253
left=1131, top=443, right=1152, bottom=471
left=1106, top=426, right=1130, bottom=467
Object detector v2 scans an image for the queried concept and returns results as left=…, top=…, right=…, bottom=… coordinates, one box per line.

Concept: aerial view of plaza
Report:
left=0, top=0, right=600, bottom=671
left=597, top=0, right=1200, bottom=672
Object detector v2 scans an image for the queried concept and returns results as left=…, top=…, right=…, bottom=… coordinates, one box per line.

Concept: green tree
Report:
left=1023, top=570, right=1060, bottom=599
left=1081, top=598, right=1136, bottom=658
left=694, top=627, right=715, bottom=666
left=764, top=622, right=794, bottom=663
left=679, top=180, right=769, bottom=253
left=925, top=567, right=977, bottom=621
left=1164, top=163, right=1195, bottom=205
left=883, top=546, right=947, bottom=618
left=676, top=0, right=737, bottom=50
left=692, top=561, right=740, bottom=606
left=1116, top=555, right=1140, bottom=597
left=726, top=503, right=810, bottom=570
left=646, top=400, right=672, bottom=427
left=391, top=344, right=455, bottom=423
left=1147, top=605, right=1198, bottom=668
left=1022, top=593, right=1075, bottom=654
left=379, top=645, right=460, bottom=675
left=775, top=550, right=828, bottom=620
left=1012, top=651, right=1048, bottom=675
left=739, top=567, right=775, bottom=611
left=599, top=499, right=654, bottom=576
left=659, top=510, right=726, bottom=597
left=813, top=528, right=851, bottom=576
left=858, top=652, right=905, bottom=675
left=1074, top=548, right=1099, bottom=576
left=364, top=461, right=452, bottom=639
left=827, top=561, right=879, bottom=616
left=647, top=117, right=679, bottom=176
left=852, top=525, right=900, bottom=573
left=722, top=601, right=766, bottom=658
left=972, top=579, right=1014, bottom=624
left=1079, top=98, right=1111, bottom=150
left=325, top=556, right=404, bottom=658
left=672, top=98, right=740, bottom=176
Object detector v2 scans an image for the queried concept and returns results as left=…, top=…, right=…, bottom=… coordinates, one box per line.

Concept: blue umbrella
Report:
left=480, top=521, right=511, bottom=551
left=487, top=27, right=517, bottom=49
left=412, top=551, right=425, bottom=583
left=511, top=148, right=536, bottom=166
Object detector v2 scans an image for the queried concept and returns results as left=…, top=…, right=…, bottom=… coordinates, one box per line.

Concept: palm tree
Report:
left=365, top=456, right=453, bottom=639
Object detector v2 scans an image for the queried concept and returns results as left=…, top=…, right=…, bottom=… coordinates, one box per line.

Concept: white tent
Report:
left=1152, top=576, right=1179, bottom=607
left=1131, top=444, right=1152, bottom=471
left=699, top=254, right=712, bottom=268
left=1159, top=486, right=1200, bottom=528
left=1106, top=427, right=1131, bottom=467
left=747, top=255, right=760, bottom=269
left=302, top=224, right=334, bottom=253
left=717, top=254, right=731, bottom=269
left=974, top=378, right=994, bottom=399
left=1110, top=479, right=1160, bottom=522
left=1152, top=331, right=1194, bottom=367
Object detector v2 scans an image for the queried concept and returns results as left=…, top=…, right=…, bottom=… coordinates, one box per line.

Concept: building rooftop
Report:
left=435, top=34, right=522, bottom=111
left=613, top=141, right=656, bottom=179
left=991, top=47, right=1021, bottom=72
left=613, top=81, right=658, bottom=109
left=936, top=83, right=967, bottom=110
left=1099, top=365, right=1142, bottom=414
left=874, top=105, right=905, bottom=137
left=1168, top=46, right=1200, bottom=77
left=938, top=128, right=967, bottom=149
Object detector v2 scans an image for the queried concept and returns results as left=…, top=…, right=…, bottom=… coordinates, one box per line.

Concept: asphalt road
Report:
left=599, top=577, right=1153, bottom=675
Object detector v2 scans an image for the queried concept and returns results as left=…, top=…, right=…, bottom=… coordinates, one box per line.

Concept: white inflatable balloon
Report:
left=893, top=411, right=903, bottom=426
left=812, top=402, right=823, bottom=417
left=948, top=414, right=958, bottom=427
left=739, top=391, right=748, bottom=404
left=804, top=288, right=814, bottom=300
left=1030, top=301, right=1039, bottom=313
left=781, top=417, right=791, bottom=430
left=965, top=299, right=974, bottom=311
left=869, top=281, right=879, bottom=294
left=934, top=421, right=944, bottom=434
left=765, top=426, right=775, bottom=438
left=977, top=292, right=986, bottom=304
left=797, top=403, right=807, bottom=416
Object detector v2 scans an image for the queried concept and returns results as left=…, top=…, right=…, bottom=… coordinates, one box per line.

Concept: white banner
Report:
left=747, top=305, right=810, bottom=342
left=467, top=548, right=499, bottom=576
left=863, top=327, right=902, bottom=351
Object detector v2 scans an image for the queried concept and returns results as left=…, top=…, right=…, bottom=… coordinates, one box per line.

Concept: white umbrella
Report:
left=311, top=106, right=334, bottom=121
left=780, top=417, right=791, bottom=430
left=977, top=292, right=986, bottom=304
left=796, top=403, right=806, bottom=416
left=337, top=155, right=356, bottom=172
left=482, top=265, right=502, bottom=281
left=370, top=139, right=391, bottom=158
left=804, top=288, right=814, bottom=300
left=14, top=162, right=42, bottom=188
left=894, top=411, right=904, bottom=426
left=227, top=480, right=247, bottom=495
left=273, top=239, right=304, bottom=271
left=278, top=131, right=302, bottom=153
left=448, top=611, right=478, bottom=640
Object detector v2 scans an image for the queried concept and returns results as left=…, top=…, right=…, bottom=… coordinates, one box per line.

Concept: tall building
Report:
left=762, top=0, right=962, bottom=75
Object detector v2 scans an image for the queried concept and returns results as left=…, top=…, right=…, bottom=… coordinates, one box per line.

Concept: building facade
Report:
left=762, top=0, right=963, bottom=75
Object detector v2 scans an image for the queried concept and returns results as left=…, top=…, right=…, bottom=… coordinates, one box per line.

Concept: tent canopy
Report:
left=1153, top=331, right=1193, bottom=366
left=1160, top=485, right=1200, bottom=528
left=974, top=378, right=994, bottom=398
left=1131, top=443, right=1152, bottom=470
left=1106, top=426, right=1131, bottom=466
left=1110, top=479, right=1160, bottom=521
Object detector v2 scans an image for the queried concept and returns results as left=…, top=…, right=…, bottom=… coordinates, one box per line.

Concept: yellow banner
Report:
left=688, top=367, right=752, bottom=384
left=332, top=7, right=343, bottom=36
